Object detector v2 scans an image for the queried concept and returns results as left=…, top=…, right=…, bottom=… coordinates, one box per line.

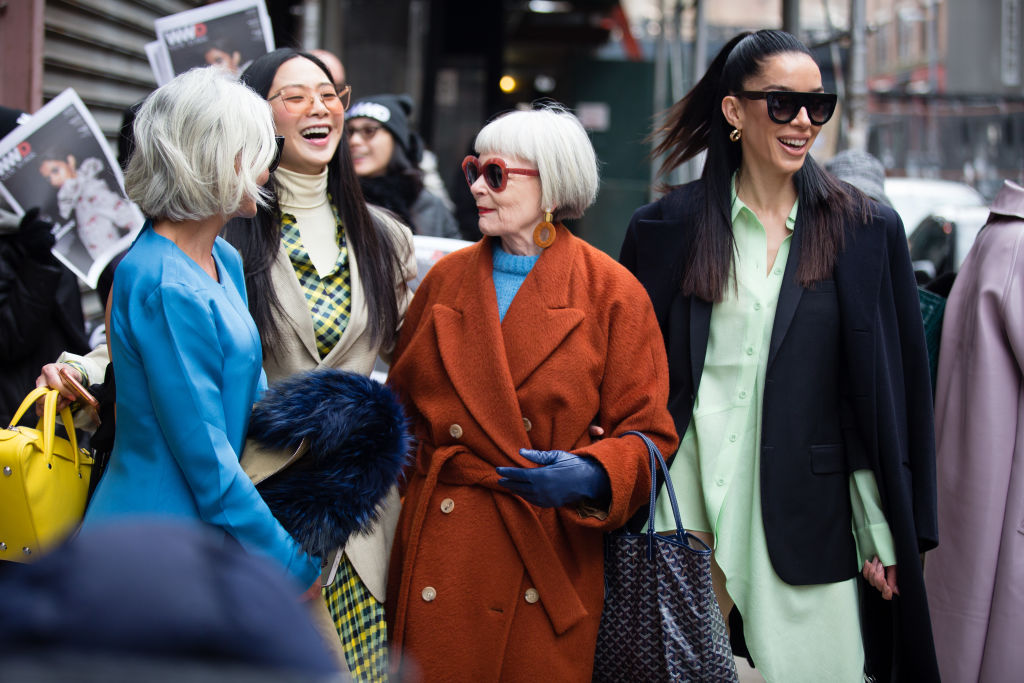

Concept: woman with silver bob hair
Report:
left=82, top=67, right=322, bottom=595
left=384, top=104, right=677, bottom=680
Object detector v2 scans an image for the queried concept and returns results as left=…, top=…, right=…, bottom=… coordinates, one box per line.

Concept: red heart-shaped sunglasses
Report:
left=462, top=156, right=539, bottom=192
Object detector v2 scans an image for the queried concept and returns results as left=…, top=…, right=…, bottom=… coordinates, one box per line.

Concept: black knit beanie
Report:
left=346, top=94, right=422, bottom=163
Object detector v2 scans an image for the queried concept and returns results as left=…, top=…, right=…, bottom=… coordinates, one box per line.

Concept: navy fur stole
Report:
left=247, top=369, right=412, bottom=559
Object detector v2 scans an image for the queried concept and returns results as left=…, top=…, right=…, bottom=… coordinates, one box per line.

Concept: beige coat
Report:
left=259, top=207, right=416, bottom=601
left=243, top=208, right=415, bottom=673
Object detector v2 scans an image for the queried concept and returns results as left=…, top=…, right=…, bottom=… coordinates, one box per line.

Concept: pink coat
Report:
left=926, top=180, right=1024, bottom=682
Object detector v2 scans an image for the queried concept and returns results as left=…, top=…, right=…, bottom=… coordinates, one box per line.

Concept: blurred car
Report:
left=885, top=177, right=985, bottom=238
left=907, top=205, right=992, bottom=279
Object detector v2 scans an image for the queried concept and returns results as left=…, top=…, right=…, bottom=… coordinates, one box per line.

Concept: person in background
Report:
left=310, top=49, right=346, bottom=92
left=620, top=29, right=938, bottom=682
left=0, top=106, right=89, bottom=423
left=824, top=149, right=891, bottom=206
left=0, top=521, right=340, bottom=682
left=925, top=179, right=1024, bottom=682
left=83, top=67, right=320, bottom=592
left=346, top=94, right=459, bottom=238
left=385, top=104, right=677, bottom=681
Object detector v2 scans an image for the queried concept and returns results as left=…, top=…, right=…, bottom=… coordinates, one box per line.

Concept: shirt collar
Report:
left=730, top=173, right=798, bottom=232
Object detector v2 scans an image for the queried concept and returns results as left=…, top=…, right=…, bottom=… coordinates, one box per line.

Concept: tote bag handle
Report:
left=622, top=430, right=691, bottom=560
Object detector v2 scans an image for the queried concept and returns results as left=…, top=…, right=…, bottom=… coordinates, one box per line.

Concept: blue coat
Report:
left=84, top=225, right=318, bottom=589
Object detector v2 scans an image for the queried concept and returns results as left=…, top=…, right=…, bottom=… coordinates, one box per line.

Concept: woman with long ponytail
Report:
left=621, top=30, right=939, bottom=682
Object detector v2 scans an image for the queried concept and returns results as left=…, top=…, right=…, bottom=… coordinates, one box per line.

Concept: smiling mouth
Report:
left=301, top=126, right=330, bottom=140
left=779, top=137, right=807, bottom=150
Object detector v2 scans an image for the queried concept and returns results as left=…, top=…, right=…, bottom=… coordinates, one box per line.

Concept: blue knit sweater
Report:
left=492, top=243, right=539, bottom=321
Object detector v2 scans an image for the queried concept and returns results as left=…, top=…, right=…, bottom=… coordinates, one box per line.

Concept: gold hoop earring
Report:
left=533, top=211, right=555, bottom=249
left=730, top=128, right=742, bottom=142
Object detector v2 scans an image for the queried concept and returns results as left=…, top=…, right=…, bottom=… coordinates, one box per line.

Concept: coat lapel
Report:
left=320, top=236, right=367, bottom=367
left=432, top=241, right=528, bottom=456
left=767, top=213, right=805, bottom=370
left=272, top=245, right=321, bottom=363
left=501, top=225, right=584, bottom=389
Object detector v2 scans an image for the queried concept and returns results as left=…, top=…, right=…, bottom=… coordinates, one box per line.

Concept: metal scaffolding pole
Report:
left=847, top=0, right=868, bottom=151
left=783, top=0, right=800, bottom=36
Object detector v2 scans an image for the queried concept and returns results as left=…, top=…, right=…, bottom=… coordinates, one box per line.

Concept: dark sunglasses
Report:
left=738, top=91, right=838, bottom=126
left=462, top=156, right=538, bottom=192
left=268, top=135, right=285, bottom=173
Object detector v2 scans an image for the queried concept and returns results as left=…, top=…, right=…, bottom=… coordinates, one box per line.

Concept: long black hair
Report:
left=653, top=30, right=867, bottom=302
left=223, top=48, right=404, bottom=355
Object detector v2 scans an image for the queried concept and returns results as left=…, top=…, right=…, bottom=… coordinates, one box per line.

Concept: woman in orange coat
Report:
left=385, top=105, right=678, bottom=681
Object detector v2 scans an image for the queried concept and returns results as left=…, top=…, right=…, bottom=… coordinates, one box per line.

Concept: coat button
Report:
left=524, top=588, right=539, bottom=604
left=449, top=424, right=463, bottom=439
left=422, top=586, right=437, bottom=602
left=522, top=417, right=532, bottom=432
left=440, top=498, right=455, bottom=514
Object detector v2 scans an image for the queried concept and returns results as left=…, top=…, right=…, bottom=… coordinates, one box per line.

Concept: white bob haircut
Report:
left=124, top=67, right=277, bottom=221
left=473, top=104, right=599, bottom=221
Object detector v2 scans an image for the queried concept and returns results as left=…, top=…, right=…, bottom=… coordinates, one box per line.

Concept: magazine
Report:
left=150, top=0, right=275, bottom=85
left=0, top=90, right=145, bottom=287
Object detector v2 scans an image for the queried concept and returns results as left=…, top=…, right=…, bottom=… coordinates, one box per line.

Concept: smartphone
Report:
left=59, top=365, right=99, bottom=412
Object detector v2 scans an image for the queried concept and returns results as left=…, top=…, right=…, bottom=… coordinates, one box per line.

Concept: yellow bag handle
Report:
left=7, top=386, right=84, bottom=474
left=8, top=386, right=51, bottom=428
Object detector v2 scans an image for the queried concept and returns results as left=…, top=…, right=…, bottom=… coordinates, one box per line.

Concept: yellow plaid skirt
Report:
left=323, top=554, right=388, bottom=682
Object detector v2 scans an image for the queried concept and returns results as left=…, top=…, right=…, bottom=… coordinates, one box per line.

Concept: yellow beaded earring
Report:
left=533, top=210, right=555, bottom=249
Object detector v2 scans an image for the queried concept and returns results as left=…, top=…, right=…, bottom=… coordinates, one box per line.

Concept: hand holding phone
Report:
left=59, top=365, right=99, bottom=411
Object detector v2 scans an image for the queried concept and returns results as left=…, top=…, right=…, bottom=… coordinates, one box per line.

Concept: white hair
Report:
left=124, top=67, right=276, bottom=221
left=474, top=104, right=599, bottom=221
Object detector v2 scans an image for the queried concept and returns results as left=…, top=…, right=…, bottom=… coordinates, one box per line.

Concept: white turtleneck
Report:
left=274, top=166, right=340, bottom=277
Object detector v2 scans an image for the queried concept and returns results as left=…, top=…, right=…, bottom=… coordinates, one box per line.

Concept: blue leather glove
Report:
left=496, top=449, right=611, bottom=508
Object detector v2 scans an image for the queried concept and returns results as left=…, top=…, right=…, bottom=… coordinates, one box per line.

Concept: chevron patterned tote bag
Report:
left=594, top=431, right=737, bottom=682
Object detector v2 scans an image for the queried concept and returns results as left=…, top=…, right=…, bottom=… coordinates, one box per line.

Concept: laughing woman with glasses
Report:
left=384, top=104, right=677, bottom=680
left=620, top=30, right=939, bottom=681
left=223, top=48, right=418, bottom=680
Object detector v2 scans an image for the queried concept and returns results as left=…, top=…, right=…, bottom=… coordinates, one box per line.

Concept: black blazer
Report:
left=621, top=180, right=939, bottom=681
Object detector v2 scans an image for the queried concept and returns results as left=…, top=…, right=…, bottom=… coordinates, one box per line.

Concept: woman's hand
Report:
left=862, top=556, right=899, bottom=600
left=496, top=449, right=611, bottom=508
left=34, top=362, right=80, bottom=415
left=300, top=579, right=323, bottom=602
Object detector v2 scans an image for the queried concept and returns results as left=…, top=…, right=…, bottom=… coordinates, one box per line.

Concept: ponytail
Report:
left=650, top=29, right=867, bottom=302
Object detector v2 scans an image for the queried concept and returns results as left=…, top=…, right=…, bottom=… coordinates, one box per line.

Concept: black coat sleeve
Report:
left=884, top=209, right=938, bottom=550
left=0, top=240, right=65, bottom=362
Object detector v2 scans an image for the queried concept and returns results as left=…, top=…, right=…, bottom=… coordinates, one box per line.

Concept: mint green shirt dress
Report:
left=654, top=180, right=895, bottom=683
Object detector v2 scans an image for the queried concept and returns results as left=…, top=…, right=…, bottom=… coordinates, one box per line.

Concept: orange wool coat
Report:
left=385, top=225, right=677, bottom=682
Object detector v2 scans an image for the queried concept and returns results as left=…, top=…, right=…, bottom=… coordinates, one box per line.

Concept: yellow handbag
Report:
left=0, top=386, right=94, bottom=562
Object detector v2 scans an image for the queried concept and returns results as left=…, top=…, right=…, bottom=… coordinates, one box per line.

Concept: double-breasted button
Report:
left=440, top=498, right=455, bottom=514
left=449, top=424, right=463, bottom=439
left=524, top=588, right=540, bottom=604
left=522, top=417, right=532, bottom=432
left=422, top=586, right=437, bottom=602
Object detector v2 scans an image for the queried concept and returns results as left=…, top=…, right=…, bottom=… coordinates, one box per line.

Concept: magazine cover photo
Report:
left=153, top=0, right=274, bottom=82
left=0, top=90, right=144, bottom=287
